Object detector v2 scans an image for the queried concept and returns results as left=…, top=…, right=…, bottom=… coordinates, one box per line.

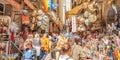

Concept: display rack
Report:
left=0, top=34, right=9, bottom=60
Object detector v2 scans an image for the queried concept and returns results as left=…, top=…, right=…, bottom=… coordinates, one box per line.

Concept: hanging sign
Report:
left=22, top=15, right=30, bottom=24
left=72, top=16, right=77, bottom=32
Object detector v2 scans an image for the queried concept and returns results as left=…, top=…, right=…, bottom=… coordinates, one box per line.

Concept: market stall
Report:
left=66, top=0, right=103, bottom=32
left=27, top=9, right=50, bottom=33
left=0, top=16, right=11, bottom=29
left=0, top=16, right=11, bottom=59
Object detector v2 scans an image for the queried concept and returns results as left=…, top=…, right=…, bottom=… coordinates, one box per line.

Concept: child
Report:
left=23, top=42, right=36, bottom=60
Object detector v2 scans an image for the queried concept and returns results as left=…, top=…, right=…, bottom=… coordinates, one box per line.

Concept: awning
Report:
left=24, top=0, right=36, bottom=10
left=4, top=0, right=21, bottom=10
left=67, top=5, right=82, bottom=15
left=66, top=2, right=88, bottom=18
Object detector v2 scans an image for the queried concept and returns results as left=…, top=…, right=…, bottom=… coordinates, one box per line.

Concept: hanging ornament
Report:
left=84, top=11, right=89, bottom=18
left=81, top=26, right=86, bottom=31
left=88, top=3, right=96, bottom=11
left=37, top=21, right=42, bottom=26
left=10, top=22, right=19, bottom=32
left=31, top=24, right=35, bottom=30
left=32, top=17, right=36, bottom=23
left=89, top=14, right=97, bottom=23
left=37, top=16, right=42, bottom=21
left=85, top=19, right=90, bottom=26
left=77, top=27, right=81, bottom=31
left=80, top=17, right=85, bottom=23
left=38, top=9, right=43, bottom=15
left=41, top=24, right=45, bottom=29
left=56, top=23, right=60, bottom=27
left=108, top=0, right=113, bottom=4
left=32, top=10, right=37, bottom=16
left=43, top=15, right=49, bottom=23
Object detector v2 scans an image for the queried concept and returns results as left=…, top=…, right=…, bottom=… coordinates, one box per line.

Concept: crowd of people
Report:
left=0, top=22, right=117, bottom=60
left=11, top=27, right=120, bottom=60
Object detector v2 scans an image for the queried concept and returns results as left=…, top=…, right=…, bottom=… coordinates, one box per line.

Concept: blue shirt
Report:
left=24, top=49, right=33, bottom=59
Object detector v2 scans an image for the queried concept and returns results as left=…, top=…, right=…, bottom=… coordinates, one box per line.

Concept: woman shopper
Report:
left=71, top=38, right=84, bottom=60
left=33, top=33, right=41, bottom=60
left=41, top=34, right=52, bottom=60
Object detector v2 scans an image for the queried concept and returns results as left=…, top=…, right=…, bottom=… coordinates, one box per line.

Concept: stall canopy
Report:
left=4, top=0, right=21, bottom=10
left=67, top=2, right=87, bottom=18
left=67, top=5, right=82, bottom=15
left=24, top=0, right=36, bottom=10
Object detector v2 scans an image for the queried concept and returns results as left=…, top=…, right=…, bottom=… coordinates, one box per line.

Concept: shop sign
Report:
left=72, top=16, right=76, bottom=32
left=22, top=15, right=30, bottom=24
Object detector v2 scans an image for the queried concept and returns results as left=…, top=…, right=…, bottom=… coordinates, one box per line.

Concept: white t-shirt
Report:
left=102, top=38, right=109, bottom=45
left=59, top=55, right=73, bottom=60
left=33, top=38, right=41, bottom=56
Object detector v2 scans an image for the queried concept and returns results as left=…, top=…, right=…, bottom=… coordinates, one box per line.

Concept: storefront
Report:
left=0, top=16, right=11, bottom=34
left=66, top=0, right=103, bottom=32
left=0, top=16, right=11, bottom=58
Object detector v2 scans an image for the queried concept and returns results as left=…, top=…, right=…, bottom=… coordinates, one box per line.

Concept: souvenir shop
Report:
left=0, top=16, right=11, bottom=58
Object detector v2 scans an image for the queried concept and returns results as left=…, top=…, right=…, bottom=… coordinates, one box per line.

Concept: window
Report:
left=0, top=3, right=4, bottom=15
